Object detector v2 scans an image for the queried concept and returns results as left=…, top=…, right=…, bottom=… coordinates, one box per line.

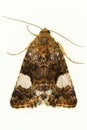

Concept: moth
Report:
left=4, top=16, right=82, bottom=108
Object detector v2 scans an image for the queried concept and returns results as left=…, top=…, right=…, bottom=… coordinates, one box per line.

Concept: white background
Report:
left=0, top=0, right=87, bottom=130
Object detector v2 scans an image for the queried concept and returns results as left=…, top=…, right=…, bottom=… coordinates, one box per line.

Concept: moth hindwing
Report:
left=10, top=28, right=77, bottom=108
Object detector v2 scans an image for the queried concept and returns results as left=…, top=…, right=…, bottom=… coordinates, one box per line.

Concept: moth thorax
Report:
left=39, top=38, right=48, bottom=45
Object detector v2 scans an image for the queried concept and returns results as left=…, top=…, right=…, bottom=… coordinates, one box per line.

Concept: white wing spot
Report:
left=45, top=90, right=52, bottom=95
left=16, top=73, right=31, bottom=89
left=56, top=73, right=72, bottom=88
left=36, top=91, right=44, bottom=96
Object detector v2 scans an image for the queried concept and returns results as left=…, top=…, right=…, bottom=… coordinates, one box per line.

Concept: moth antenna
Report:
left=27, top=25, right=37, bottom=36
left=58, top=42, right=83, bottom=64
left=3, top=16, right=42, bottom=30
left=50, top=30, right=84, bottom=47
left=7, top=47, right=28, bottom=56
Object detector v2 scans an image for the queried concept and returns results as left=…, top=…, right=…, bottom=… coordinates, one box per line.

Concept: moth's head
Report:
left=40, top=28, right=50, bottom=34
left=38, top=28, right=50, bottom=45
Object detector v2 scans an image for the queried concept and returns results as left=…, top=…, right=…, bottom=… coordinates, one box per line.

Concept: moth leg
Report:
left=7, top=46, right=29, bottom=56
left=58, top=42, right=83, bottom=64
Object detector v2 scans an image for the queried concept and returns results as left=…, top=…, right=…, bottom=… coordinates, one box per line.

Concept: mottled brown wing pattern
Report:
left=10, top=28, right=77, bottom=108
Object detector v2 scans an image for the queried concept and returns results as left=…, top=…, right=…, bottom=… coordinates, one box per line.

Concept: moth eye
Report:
left=47, top=30, right=50, bottom=34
